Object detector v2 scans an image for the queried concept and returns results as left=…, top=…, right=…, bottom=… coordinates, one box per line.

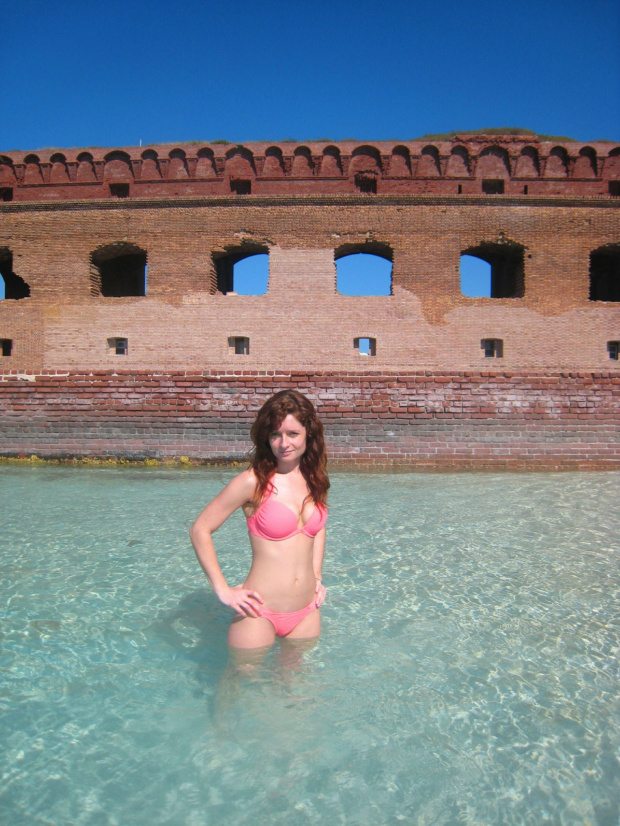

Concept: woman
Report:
left=190, top=390, right=329, bottom=650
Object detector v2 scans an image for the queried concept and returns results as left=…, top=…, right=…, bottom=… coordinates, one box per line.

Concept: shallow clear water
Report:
left=1, top=466, right=619, bottom=826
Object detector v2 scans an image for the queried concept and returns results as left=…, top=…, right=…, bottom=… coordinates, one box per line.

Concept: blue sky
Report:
left=2, top=0, right=618, bottom=151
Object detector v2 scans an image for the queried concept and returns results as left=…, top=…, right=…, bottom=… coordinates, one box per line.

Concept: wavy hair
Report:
left=250, top=390, right=329, bottom=507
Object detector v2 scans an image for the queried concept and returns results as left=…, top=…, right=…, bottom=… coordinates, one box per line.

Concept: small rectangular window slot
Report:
left=355, top=173, right=377, bottom=194
left=108, top=337, right=128, bottom=355
left=457, top=184, right=463, bottom=194
left=608, top=341, right=620, bottom=360
left=230, top=179, right=251, bottom=195
left=0, top=188, right=13, bottom=202
left=523, top=185, right=528, bottom=194
left=109, top=183, right=130, bottom=198
left=1, top=338, right=13, bottom=356
left=609, top=182, right=620, bottom=197
left=482, top=179, right=504, bottom=194
left=355, top=337, right=376, bottom=356
left=481, top=338, right=503, bottom=358
left=229, top=336, right=249, bottom=355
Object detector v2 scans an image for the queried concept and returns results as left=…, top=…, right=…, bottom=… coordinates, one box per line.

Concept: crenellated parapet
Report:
left=1, top=135, right=619, bottom=202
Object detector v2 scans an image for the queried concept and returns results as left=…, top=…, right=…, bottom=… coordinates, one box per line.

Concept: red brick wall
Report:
left=1, top=135, right=619, bottom=468
left=2, top=137, right=619, bottom=201
left=0, top=198, right=619, bottom=372
left=1, top=370, right=618, bottom=469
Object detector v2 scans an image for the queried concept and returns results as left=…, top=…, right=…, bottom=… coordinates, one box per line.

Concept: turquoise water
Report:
left=1, top=466, right=619, bottom=825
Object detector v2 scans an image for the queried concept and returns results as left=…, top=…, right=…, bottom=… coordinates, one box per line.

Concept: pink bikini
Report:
left=256, top=601, right=320, bottom=637
left=246, top=484, right=328, bottom=636
left=246, top=485, right=327, bottom=541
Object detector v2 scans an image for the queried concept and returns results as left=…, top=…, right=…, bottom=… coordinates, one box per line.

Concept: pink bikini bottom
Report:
left=259, top=598, right=318, bottom=637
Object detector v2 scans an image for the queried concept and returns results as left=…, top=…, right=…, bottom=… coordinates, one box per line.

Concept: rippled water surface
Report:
left=1, top=465, right=619, bottom=825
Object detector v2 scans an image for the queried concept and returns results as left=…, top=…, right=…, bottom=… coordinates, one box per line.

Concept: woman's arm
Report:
left=312, top=526, right=327, bottom=607
left=189, top=469, right=264, bottom=617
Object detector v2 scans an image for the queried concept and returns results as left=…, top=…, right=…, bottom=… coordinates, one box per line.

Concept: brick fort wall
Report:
left=0, top=370, right=618, bottom=469
left=1, top=135, right=619, bottom=468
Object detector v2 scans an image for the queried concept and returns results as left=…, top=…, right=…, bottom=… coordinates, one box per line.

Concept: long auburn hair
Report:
left=250, top=390, right=329, bottom=507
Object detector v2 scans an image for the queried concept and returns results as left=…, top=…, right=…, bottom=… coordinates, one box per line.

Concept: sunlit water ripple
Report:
left=1, top=466, right=619, bottom=825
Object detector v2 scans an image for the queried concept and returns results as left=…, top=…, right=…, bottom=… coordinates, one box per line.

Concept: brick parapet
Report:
left=1, top=136, right=618, bottom=202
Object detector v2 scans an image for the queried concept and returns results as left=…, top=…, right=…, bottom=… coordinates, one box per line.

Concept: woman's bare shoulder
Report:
left=224, top=468, right=257, bottom=501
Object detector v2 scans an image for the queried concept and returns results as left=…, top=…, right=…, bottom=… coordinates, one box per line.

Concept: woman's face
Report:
left=268, top=414, right=307, bottom=464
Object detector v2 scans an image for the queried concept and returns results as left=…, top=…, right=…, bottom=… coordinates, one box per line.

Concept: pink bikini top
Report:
left=247, top=484, right=328, bottom=541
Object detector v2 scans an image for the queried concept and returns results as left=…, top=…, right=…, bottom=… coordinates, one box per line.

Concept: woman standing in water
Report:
left=190, top=390, right=329, bottom=649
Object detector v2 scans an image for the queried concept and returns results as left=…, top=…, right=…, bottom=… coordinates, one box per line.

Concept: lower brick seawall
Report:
left=0, top=370, right=618, bottom=470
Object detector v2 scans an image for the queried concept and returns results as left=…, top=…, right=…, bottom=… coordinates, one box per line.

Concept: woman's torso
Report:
left=242, top=477, right=326, bottom=612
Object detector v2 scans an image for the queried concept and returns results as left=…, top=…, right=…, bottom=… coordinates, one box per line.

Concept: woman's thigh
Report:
left=285, top=607, right=321, bottom=640
left=227, top=615, right=276, bottom=649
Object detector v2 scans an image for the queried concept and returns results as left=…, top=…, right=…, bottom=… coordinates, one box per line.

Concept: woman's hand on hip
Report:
left=219, top=584, right=264, bottom=617
left=315, top=578, right=327, bottom=607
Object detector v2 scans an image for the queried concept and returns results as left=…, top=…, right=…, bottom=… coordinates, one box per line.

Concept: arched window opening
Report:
left=589, top=245, right=620, bottom=302
left=460, top=255, right=492, bottom=297
left=335, top=246, right=393, bottom=296
left=214, top=247, right=269, bottom=295
left=91, top=244, right=147, bottom=297
left=461, top=243, right=524, bottom=298
left=0, top=249, right=30, bottom=299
